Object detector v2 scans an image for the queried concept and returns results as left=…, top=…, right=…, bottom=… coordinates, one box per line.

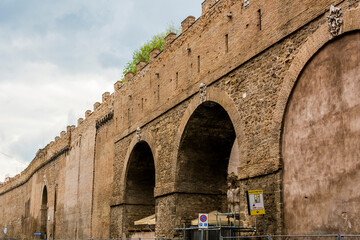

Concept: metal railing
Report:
left=1, top=234, right=360, bottom=240
left=0, top=238, right=185, bottom=240
left=221, top=234, right=360, bottom=240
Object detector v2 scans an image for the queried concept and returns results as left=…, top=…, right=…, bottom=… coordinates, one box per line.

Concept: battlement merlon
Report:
left=164, top=32, right=177, bottom=49
left=202, top=0, right=217, bottom=15
left=102, top=92, right=111, bottom=103
left=149, top=48, right=161, bottom=62
left=181, top=16, right=196, bottom=32
left=94, top=102, right=101, bottom=111
left=136, top=60, right=147, bottom=73
left=125, top=72, right=135, bottom=82
left=114, top=81, right=124, bottom=92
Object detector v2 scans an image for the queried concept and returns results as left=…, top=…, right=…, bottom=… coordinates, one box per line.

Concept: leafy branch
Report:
left=121, top=25, right=180, bottom=81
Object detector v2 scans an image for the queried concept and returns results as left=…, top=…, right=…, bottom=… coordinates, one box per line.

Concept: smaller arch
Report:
left=118, top=131, right=157, bottom=233
left=40, top=185, right=48, bottom=239
left=118, top=129, right=157, bottom=202
left=124, top=141, right=155, bottom=205
left=41, top=185, right=48, bottom=206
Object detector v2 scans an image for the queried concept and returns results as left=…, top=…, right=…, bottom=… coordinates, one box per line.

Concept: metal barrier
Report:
left=1, top=235, right=360, bottom=240
left=0, top=238, right=185, bottom=240
left=221, top=234, right=360, bottom=240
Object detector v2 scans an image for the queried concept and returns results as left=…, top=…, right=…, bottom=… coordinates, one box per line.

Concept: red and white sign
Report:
left=198, top=213, right=209, bottom=228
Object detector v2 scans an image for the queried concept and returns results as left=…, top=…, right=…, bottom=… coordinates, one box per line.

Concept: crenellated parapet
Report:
left=0, top=127, right=71, bottom=195
left=0, top=88, right=115, bottom=194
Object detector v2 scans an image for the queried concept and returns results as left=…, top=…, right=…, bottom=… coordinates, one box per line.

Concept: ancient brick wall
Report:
left=0, top=0, right=359, bottom=239
left=0, top=93, right=115, bottom=239
left=91, top=117, right=114, bottom=238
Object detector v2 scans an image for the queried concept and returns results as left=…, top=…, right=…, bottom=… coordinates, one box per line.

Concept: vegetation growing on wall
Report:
left=121, top=26, right=180, bottom=81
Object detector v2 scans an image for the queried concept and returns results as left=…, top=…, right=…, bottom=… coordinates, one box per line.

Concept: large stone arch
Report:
left=272, top=8, right=360, bottom=234
left=165, top=85, right=247, bottom=224
left=171, top=85, right=247, bottom=182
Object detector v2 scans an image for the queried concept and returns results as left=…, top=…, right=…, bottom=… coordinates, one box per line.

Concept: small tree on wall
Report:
left=121, top=25, right=180, bottom=81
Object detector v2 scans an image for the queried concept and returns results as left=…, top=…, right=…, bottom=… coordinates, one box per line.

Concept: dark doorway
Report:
left=40, top=186, right=48, bottom=239
left=176, top=101, right=236, bottom=222
left=124, top=141, right=155, bottom=230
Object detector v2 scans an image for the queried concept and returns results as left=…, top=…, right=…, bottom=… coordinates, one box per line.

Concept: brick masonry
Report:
left=0, top=0, right=359, bottom=238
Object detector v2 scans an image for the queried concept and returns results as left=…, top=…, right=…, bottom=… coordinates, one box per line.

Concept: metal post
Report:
left=238, top=200, right=241, bottom=228
left=262, top=215, right=266, bottom=236
left=183, top=223, right=186, bottom=240
left=216, top=211, right=219, bottom=227
left=219, top=223, right=222, bottom=240
left=255, top=216, right=257, bottom=233
left=200, top=229, right=204, bottom=240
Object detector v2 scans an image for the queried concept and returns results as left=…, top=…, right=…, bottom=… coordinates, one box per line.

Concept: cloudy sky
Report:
left=0, top=0, right=202, bottom=181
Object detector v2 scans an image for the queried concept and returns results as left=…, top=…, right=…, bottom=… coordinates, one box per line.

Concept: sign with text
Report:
left=198, top=213, right=209, bottom=228
left=246, top=190, right=265, bottom=215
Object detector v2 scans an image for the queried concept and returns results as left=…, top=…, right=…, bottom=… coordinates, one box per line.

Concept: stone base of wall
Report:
left=238, top=172, right=282, bottom=235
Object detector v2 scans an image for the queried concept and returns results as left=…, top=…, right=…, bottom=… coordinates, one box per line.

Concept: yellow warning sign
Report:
left=246, top=190, right=265, bottom=216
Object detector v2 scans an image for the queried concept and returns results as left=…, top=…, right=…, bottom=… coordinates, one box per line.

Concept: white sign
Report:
left=247, top=190, right=265, bottom=215
left=198, top=213, right=209, bottom=228
left=244, top=0, right=250, bottom=8
left=4, top=228, right=7, bottom=234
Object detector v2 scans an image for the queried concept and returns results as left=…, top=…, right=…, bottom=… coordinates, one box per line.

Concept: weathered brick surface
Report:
left=0, top=0, right=359, bottom=239
left=238, top=173, right=282, bottom=234
left=91, top=118, right=114, bottom=238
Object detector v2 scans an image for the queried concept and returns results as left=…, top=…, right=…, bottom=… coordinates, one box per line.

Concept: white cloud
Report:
left=0, top=0, right=202, bottom=181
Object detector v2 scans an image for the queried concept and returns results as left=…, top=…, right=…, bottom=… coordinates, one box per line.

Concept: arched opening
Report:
left=282, top=31, right=360, bottom=234
left=40, top=186, right=48, bottom=239
left=176, top=101, right=236, bottom=222
left=124, top=141, right=155, bottom=231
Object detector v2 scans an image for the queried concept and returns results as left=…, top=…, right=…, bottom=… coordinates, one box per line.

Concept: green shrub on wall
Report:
left=121, top=25, right=180, bottom=81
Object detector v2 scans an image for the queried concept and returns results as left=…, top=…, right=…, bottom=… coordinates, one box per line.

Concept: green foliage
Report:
left=121, top=25, right=180, bottom=81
